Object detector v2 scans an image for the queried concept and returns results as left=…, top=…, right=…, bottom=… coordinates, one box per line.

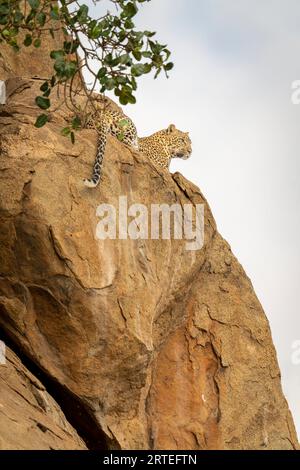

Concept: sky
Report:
left=87, top=0, right=300, bottom=437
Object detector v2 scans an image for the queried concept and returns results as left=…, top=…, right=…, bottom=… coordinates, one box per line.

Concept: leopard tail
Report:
left=84, top=121, right=107, bottom=188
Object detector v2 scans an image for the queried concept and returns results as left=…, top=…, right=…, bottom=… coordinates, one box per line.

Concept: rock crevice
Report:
left=0, top=327, right=111, bottom=450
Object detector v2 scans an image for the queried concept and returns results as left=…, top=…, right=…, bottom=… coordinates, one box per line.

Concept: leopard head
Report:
left=165, top=124, right=192, bottom=160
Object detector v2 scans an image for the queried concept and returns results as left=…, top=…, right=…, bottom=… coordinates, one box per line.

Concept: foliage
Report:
left=0, top=0, right=173, bottom=139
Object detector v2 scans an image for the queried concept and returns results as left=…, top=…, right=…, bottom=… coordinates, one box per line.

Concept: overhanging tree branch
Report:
left=0, top=0, right=173, bottom=141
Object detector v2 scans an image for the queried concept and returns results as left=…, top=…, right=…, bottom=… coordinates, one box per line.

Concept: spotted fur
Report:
left=84, top=107, right=138, bottom=188
left=84, top=103, right=191, bottom=188
left=138, top=124, right=192, bottom=169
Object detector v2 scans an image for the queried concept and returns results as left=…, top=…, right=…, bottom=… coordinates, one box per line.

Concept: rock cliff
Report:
left=0, top=346, right=86, bottom=450
left=0, top=36, right=298, bottom=450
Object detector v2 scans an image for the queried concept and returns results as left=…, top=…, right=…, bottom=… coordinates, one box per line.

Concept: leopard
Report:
left=138, top=124, right=192, bottom=169
left=83, top=103, right=192, bottom=188
left=84, top=105, right=138, bottom=188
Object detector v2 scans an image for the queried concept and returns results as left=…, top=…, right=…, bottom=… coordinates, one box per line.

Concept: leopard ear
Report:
left=166, top=124, right=176, bottom=134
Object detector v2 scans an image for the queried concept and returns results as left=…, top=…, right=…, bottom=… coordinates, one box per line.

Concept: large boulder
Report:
left=0, top=76, right=298, bottom=450
left=0, top=345, right=86, bottom=450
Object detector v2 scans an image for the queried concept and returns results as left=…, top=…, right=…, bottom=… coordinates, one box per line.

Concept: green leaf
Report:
left=54, top=58, right=76, bottom=79
left=50, top=50, right=64, bottom=60
left=124, top=18, right=134, bottom=29
left=119, top=53, right=131, bottom=65
left=122, top=2, right=138, bottom=19
left=40, top=81, right=49, bottom=92
left=142, top=51, right=152, bottom=58
left=28, top=0, right=40, bottom=9
left=119, top=95, right=128, bottom=106
left=143, top=63, right=152, bottom=74
left=76, top=4, right=89, bottom=24
left=61, top=127, right=71, bottom=136
left=134, top=31, right=144, bottom=42
left=89, top=24, right=102, bottom=39
left=111, top=56, right=122, bottom=67
left=23, top=34, right=32, bottom=47
left=33, top=38, right=41, bottom=48
left=63, top=41, right=71, bottom=53
left=116, top=76, right=127, bottom=85
left=64, top=61, right=77, bottom=78
left=130, top=76, right=137, bottom=90
left=118, top=119, right=129, bottom=128
left=14, top=11, right=24, bottom=23
left=35, top=96, right=50, bottom=110
left=34, top=114, right=49, bottom=128
left=164, top=62, right=174, bottom=71
left=11, top=43, right=20, bottom=53
left=37, top=12, right=46, bottom=26
left=72, top=116, right=81, bottom=130
left=54, top=57, right=65, bottom=75
left=105, top=78, right=115, bottom=90
left=50, top=6, right=59, bottom=21
left=149, top=40, right=165, bottom=54
left=144, top=30, right=156, bottom=37
left=132, top=49, right=142, bottom=61
left=0, top=5, right=9, bottom=15
left=1, top=28, right=10, bottom=38
left=103, top=53, right=113, bottom=66
left=0, top=15, right=8, bottom=25
left=97, top=67, right=107, bottom=78
left=2, top=30, right=11, bottom=39
left=9, top=27, right=18, bottom=38
left=131, top=63, right=146, bottom=77
left=127, top=94, right=136, bottom=104
left=119, top=30, right=127, bottom=42
left=164, top=48, right=171, bottom=60
left=117, top=132, right=125, bottom=141
left=154, top=68, right=162, bottom=79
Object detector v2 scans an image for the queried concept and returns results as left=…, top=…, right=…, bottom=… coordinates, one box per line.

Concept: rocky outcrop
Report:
left=0, top=37, right=298, bottom=450
left=0, top=30, right=66, bottom=81
left=0, top=345, right=86, bottom=450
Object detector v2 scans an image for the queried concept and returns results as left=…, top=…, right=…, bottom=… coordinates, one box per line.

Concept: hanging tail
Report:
left=84, top=125, right=107, bottom=188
